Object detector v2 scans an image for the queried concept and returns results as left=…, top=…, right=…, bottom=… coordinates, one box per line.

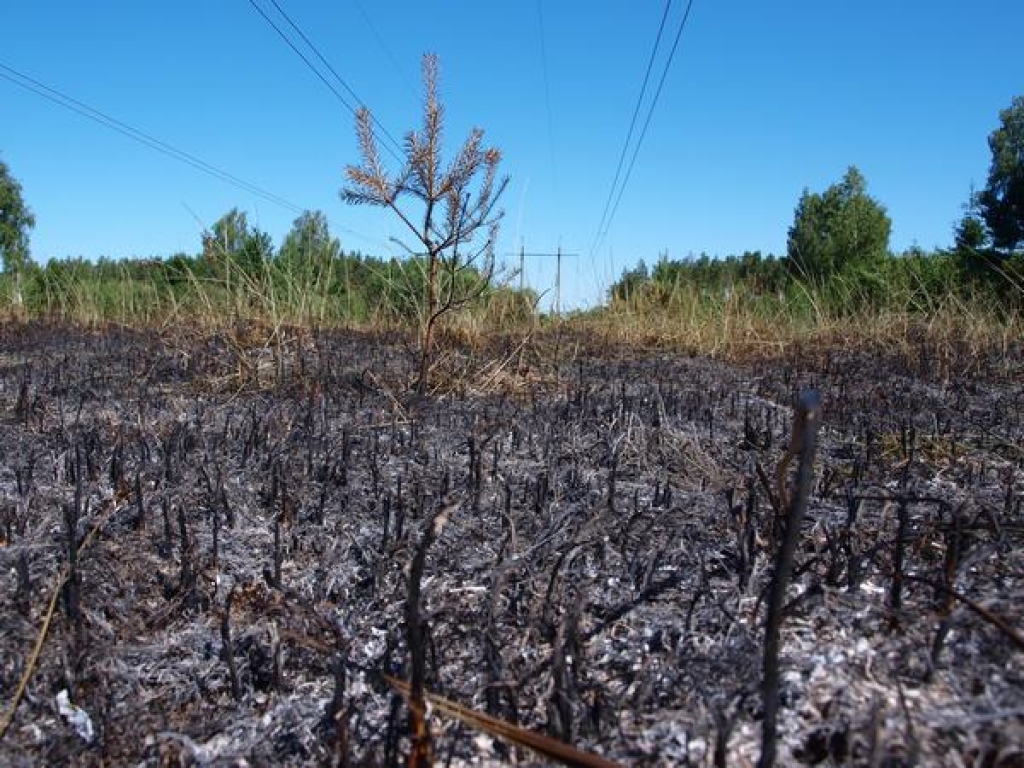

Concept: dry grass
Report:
left=565, top=290, right=1021, bottom=377
left=3, top=261, right=1020, bottom=395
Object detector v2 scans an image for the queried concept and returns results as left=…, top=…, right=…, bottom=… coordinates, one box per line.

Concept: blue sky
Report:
left=2, top=1, right=1022, bottom=310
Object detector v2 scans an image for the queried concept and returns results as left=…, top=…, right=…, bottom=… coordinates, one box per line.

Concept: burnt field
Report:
left=0, top=322, right=1022, bottom=766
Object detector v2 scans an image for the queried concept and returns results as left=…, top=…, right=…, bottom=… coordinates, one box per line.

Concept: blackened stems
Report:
left=759, top=389, right=820, bottom=768
left=134, top=470, right=145, bottom=531
left=221, top=586, right=241, bottom=701
left=272, top=517, right=283, bottom=589
left=888, top=498, right=910, bottom=617
left=178, top=505, right=196, bottom=608
left=405, top=502, right=455, bottom=767
left=15, top=552, right=31, bottom=617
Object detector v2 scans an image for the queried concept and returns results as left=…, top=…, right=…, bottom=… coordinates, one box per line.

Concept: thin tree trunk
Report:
left=417, top=252, right=441, bottom=395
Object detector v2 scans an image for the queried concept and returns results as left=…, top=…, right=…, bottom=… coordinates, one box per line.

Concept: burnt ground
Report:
left=0, top=322, right=1022, bottom=766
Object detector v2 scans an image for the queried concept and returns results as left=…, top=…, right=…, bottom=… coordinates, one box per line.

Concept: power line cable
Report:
left=267, top=0, right=365, bottom=111
left=246, top=0, right=405, bottom=164
left=0, top=61, right=389, bottom=249
left=266, top=0, right=406, bottom=158
left=0, top=61, right=303, bottom=214
left=250, top=1, right=472, bottom=249
left=591, top=0, right=673, bottom=254
left=244, top=0, right=356, bottom=114
left=535, top=0, right=561, bottom=223
left=353, top=0, right=418, bottom=97
left=594, top=0, right=696, bottom=253
left=602, top=0, right=695, bottom=244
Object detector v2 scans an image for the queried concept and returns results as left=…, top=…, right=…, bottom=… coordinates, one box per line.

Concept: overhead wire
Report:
left=0, top=61, right=302, bottom=214
left=591, top=0, right=674, bottom=255
left=0, top=61, right=388, bottom=249
left=248, top=1, right=483, bottom=252
left=352, top=0, right=418, bottom=98
left=246, top=0, right=405, bottom=164
left=533, top=0, right=564, bottom=294
left=536, top=0, right=560, bottom=214
left=602, top=0, right=696, bottom=245
left=592, top=0, right=697, bottom=254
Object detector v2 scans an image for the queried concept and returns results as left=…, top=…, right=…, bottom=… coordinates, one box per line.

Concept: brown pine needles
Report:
left=341, top=53, right=509, bottom=394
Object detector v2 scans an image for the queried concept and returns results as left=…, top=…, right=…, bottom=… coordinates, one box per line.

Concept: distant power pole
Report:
left=508, top=245, right=579, bottom=315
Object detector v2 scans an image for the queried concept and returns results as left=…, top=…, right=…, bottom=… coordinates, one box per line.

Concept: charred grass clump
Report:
left=0, top=319, right=1022, bottom=766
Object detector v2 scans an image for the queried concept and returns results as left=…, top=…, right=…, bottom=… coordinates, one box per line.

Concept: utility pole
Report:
left=519, top=245, right=525, bottom=294
left=506, top=245, right=579, bottom=315
left=555, top=246, right=563, bottom=315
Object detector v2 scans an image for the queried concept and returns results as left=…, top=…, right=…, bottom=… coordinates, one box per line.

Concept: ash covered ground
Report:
left=0, top=323, right=1022, bottom=766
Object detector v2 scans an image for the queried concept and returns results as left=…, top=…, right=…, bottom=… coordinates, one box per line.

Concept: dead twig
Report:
left=384, top=676, right=620, bottom=768
left=902, top=573, right=1024, bottom=653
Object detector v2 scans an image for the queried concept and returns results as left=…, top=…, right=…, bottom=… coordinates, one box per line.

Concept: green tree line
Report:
left=611, top=96, right=1024, bottom=317
left=0, top=200, right=531, bottom=326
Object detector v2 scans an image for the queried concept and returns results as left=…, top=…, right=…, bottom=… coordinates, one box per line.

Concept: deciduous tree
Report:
left=786, top=166, right=890, bottom=285
left=278, top=210, right=339, bottom=272
left=0, top=156, right=35, bottom=277
left=977, top=95, right=1024, bottom=254
left=203, top=208, right=274, bottom=283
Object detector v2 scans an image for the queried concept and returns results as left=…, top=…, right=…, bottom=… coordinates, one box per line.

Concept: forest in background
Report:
left=1, top=96, right=1022, bottom=356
